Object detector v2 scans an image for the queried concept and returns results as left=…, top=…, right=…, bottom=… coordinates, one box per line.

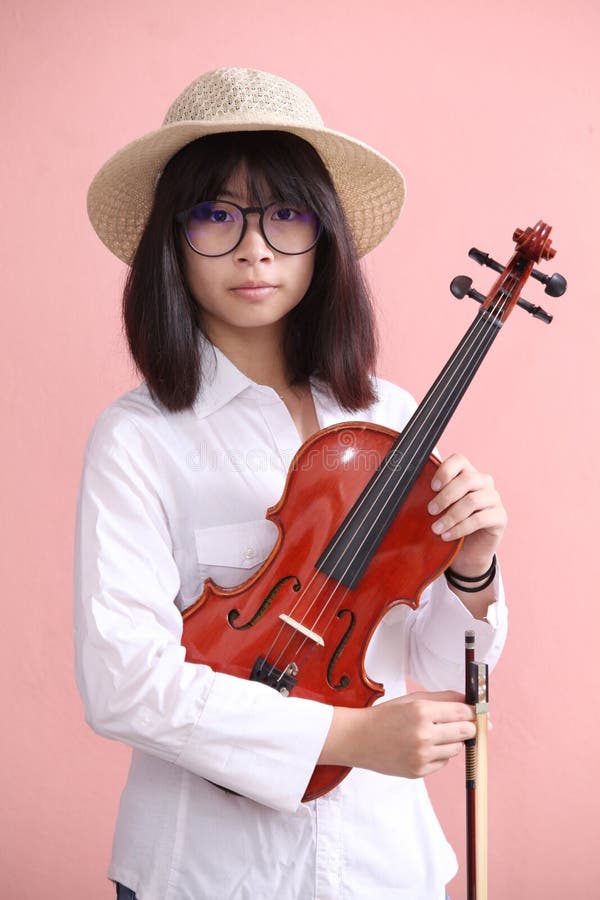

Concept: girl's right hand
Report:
left=318, top=691, right=475, bottom=779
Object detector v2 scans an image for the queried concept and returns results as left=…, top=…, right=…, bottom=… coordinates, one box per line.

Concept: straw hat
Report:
left=87, top=67, right=406, bottom=264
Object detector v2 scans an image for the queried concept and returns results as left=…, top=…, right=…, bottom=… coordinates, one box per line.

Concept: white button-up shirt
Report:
left=74, top=345, right=507, bottom=900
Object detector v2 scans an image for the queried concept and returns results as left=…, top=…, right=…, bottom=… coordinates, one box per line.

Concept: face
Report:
left=181, top=167, right=316, bottom=346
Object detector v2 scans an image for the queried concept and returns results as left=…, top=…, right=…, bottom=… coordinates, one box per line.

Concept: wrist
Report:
left=446, top=555, right=497, bottom=593
left=318, top=705, right=371, bottom=768
left=449, top=552, right=495, bottom=578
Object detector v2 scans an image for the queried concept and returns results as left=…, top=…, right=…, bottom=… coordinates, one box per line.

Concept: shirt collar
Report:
left=192, top=342, right=258, bottom=418
left=192, top=337, right=348, bottom=423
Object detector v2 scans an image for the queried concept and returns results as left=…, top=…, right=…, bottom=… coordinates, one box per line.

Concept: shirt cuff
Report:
left=176, top=670, right=333, bottom=812
left=420, top=572, right=508, bottom=664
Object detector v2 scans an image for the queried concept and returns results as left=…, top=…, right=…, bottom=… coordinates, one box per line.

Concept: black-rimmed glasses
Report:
left=176, top=200, right=321, bottom=257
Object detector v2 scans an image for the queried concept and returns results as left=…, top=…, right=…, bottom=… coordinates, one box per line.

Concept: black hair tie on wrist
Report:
left=445, top=555, right=497, bottom=593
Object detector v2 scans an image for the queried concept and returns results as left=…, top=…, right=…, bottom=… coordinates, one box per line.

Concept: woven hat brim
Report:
left=87, top=120, right=406, bottom=264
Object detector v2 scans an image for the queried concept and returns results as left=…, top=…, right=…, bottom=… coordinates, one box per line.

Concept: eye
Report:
left=190, top=203, right=235, bottom=224
left=210, top=207, right=233, bottom=223
left=272, top=206, right=301, bottom=222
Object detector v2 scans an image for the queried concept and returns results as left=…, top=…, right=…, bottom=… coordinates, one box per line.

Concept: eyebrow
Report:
left=217, top=189, right=276, bottom=205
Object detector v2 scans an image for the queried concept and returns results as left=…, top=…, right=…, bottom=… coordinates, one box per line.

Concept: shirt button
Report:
left=242, top=546, right=256, bottom=560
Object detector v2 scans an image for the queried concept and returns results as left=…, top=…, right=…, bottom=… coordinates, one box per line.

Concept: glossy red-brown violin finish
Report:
left=182, top=221, right=559, bottom=801
left=183, top=424, right=460, bottom=800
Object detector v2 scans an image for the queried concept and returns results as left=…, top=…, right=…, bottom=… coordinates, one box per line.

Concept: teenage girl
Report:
left=75, top=67, right=507, bottom=900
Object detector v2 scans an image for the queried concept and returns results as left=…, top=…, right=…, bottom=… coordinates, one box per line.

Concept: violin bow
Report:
left=465, top=630, right=489, bottom=900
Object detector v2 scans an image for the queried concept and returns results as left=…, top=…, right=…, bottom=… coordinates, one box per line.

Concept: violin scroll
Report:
left=513, top=221, right=555, bottom=261
left=451, top=220, right=567, bottom=325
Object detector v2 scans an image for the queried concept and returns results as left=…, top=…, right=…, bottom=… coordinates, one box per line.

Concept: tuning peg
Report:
left=450, top=275, right=483, bottom=301
left=529, top=269, right=567, bottom=297
left=468, top=247, right=567, bottom=298
left=515, top=298, right=554, bottom=324
left=450, top=275, right=553, bottom=324
left=468, top=248, right=503, bottom=274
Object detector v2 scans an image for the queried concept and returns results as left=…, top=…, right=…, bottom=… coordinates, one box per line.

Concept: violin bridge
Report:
left=279, top=614, right=324, bottom=646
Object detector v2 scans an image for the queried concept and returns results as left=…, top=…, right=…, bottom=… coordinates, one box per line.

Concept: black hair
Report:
left=123, top=131, right=378, bottom=411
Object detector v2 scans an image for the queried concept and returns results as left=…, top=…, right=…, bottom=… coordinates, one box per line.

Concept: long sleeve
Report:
left=73, top=410, right=332, bottom=813
left=404, top=573, right=507, bottom=691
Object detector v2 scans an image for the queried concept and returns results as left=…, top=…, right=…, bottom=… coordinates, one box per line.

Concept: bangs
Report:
left=162, top=131, right=336, bottom=221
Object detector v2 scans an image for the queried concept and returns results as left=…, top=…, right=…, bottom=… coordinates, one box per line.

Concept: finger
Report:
left=434, top=500, right=506, bottom=543
left=403, top=741, right=466, bottom=779
left=431, top=743, right=467, bottom=767
left=432, top=721, right=476, bottom=745
left=430, top=741, right=468, bottom=762
left=408, top=690, right=466, bottom=704
left=430, top=489, right=505, bottom=540
left=414, top=747, right=465, bottom=778
left=406, top=692, right=477, bottom=720
left=430, top=453, right=474, bottom=492
left=420, top=700, right=476, bottom=724
left=429, top=470, right=493, bottom=517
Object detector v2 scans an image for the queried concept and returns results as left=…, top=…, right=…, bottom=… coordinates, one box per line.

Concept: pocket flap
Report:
left=194, top=518, right=278, bottom=570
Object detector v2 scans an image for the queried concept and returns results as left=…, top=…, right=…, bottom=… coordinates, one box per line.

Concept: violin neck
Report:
left=402, top=308, right=502, bottom=463
left=316, top=309, right=503, bottom=588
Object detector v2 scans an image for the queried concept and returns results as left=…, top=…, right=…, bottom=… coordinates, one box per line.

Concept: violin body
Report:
left=182, top=421, right=461, bottom=801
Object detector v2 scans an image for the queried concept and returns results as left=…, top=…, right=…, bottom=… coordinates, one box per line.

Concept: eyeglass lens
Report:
left=183, top=201, right=320, bottom=256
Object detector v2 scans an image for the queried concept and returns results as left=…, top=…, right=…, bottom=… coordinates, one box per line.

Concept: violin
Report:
left=182, top=221, right=565, bottom=802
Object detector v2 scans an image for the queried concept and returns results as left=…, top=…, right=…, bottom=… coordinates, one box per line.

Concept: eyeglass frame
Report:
left=175, top=200, right=322, bottom=258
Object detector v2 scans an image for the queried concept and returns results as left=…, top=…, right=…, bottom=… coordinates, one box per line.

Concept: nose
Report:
left=234, top=213, right=274, bottom=264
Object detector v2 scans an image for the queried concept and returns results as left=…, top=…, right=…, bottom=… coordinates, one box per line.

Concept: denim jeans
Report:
left=115, top=885, right=136, bottom=900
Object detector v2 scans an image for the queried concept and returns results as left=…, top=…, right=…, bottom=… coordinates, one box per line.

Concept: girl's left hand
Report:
left=427, top=453, right=507, bottom=576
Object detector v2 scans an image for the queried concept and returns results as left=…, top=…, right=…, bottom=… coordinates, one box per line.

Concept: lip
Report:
left=230, top=281, right=278, bottom=300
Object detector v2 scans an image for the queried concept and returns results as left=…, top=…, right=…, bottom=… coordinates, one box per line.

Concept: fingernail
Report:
left=428, top=501, right=439, bottom=515
left=432, top=478, right=441, bottom=491
left=432, top=520, right=444, bottom=534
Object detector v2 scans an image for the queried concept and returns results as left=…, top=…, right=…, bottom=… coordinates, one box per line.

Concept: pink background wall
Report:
left=3, top=0, right=599, bottom=897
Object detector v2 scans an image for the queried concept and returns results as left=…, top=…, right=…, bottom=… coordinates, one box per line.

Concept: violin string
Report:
left=289, top=300, right=505, bottom=651
left=265, top=283, right=513, bottom=678
left=320, top=290, right=507, bottom=569
left=266, top=278, right=518, bottom=679
left=287, top=252, right=541, bottom=673
left=303, top=286, right=511, bottom=606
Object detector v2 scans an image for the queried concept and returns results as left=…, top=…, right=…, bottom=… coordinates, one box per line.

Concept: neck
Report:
left=203, top=320, right=292, bottom=392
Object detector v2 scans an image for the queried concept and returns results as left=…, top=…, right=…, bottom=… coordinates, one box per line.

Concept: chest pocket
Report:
left=194, top=518, right=279, bottom=590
